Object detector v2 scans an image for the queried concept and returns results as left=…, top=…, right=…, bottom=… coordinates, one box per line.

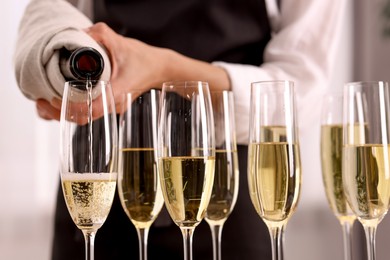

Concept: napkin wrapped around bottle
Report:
left=14, top=0, right=111, bottom=102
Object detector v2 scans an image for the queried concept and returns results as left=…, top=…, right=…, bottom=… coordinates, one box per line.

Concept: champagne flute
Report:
left=248, top=80, right=301, bottom=260
left=342, top=81, right=390, bottom=260
left=117, top=89, right=164, bottom=260
left=320, top=92, right=356, bottom=260
left=157, top=81, right=216, bottom=260
left=206, top=90, right=239, bottom=260
left=59, top=80, right=118, bottom=260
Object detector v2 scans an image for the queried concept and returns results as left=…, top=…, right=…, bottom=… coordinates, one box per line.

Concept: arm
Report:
left=14, top=0, right=110, bottom=101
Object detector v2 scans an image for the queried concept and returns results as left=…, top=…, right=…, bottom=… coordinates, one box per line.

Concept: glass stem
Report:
left=363, top=225, right=377, bottom=260
left=181, top=227, right=195, bottom=260
left=82, top=230, right=96, bottom=260
left=340, top=219, right=354, bottom=260
left=269, top=225, right=285, bottom=260
left=210, top=224, right=224, bottom=260
left=136, top=227, right=150, bottom=260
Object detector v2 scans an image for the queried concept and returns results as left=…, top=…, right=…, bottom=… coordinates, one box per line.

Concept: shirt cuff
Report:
left=212, top=61, right=273, bottom=145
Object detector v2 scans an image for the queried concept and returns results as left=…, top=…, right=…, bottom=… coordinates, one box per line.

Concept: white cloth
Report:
left=14, top=0, right=111, bottom=102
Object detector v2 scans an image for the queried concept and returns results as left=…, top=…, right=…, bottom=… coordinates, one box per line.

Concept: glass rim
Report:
left=343, top=80, right=389, bottom=93
left=121, top=88, right=161, bottom=95
left=251, top=79, right=294, bottom=86
left=250, top=80, right=295, bottom=93
left=65, top=79, right=110, bottom=85
left=250, top=80, right=295, bottom=95
left=210, top=89, right=233, bottom=94
left=344, top=80, right=389, bottom=86
left=162, top=80, right=209, bottom=88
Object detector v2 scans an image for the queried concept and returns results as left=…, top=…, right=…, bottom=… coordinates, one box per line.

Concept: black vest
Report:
left=94, top=0, right=271, bottom=65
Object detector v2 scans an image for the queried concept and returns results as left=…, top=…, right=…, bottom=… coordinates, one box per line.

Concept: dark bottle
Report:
left=60, top=47, right=104, bottom=80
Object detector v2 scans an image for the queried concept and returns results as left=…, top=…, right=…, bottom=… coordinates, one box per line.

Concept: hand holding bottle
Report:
left=36, top=46, right=106, bottom=122
left=35, top=22, right=230, bottom=122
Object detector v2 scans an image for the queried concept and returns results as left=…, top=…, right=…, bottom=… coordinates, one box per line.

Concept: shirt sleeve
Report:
left=213, top=0, right=347, bottom=144
left=13, top=0, right=110, bottom=102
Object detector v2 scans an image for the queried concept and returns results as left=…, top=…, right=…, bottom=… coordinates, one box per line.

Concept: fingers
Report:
left=85, top=22, right=118, bottom=52
left=61, top=95, right=118, bottom=125
left=36, top=88, right=121, bottom=125
left=36, top=99, right=61, bottom=121
left=84, top=22, right=120, bottom=83
left=51, top=98, right=62, bottom=109
left=85, top=22, right=113, bottom=39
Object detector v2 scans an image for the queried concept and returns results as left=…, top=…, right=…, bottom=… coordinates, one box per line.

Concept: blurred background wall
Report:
left=1, top=0, right=390, bottom=259
left=1, top=1, right=59, bottom=259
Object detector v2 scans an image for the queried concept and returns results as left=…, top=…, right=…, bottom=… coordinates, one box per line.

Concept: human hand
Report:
left=85, top=22, right=229, bottom=108
left=36, top=94, right=121, bottom=125
left=36, top=98, right=61, bottom=121
left=85, top=22, right=170, bottom=97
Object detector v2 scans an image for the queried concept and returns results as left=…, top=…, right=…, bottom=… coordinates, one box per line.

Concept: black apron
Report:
left=52, top=1, right=272, bottom=259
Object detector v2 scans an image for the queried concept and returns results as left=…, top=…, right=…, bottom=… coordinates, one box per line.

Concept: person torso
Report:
left=93, top=0, right=271, bottom=65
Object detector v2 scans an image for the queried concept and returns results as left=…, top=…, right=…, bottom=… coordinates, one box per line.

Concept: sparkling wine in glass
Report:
left=117, top=89, right=164, bottom=260
left=342, top=81, right=390, bottom=260
left=248, top=80, right=301, bottom=260
left=320, top=92, right=356, bottom=260
left=205, top=90, right=239, bottom=260
left=158, top=81, right=215, bottom=260
left=59, top=80, right=118, bottom=260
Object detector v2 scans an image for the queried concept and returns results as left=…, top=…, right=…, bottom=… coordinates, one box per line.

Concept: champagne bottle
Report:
left=60, top=47, right=104, bottom=80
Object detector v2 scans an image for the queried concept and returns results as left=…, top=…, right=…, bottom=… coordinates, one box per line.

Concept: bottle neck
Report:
left=60, top=47, right=104, bottom=80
